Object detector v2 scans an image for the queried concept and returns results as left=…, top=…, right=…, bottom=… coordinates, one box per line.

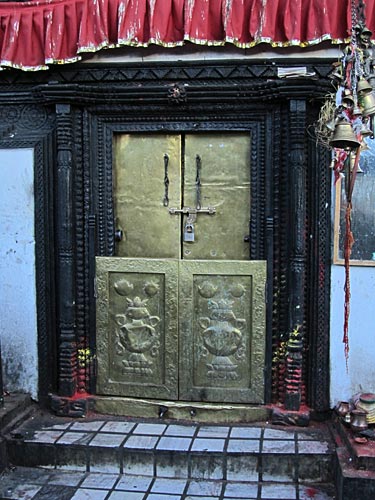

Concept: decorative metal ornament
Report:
left=168, top=83, right=187, bottom=104
left=329, top=120, right=361, bottom=149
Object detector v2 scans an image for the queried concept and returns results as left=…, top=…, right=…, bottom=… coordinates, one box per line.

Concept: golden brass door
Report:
left=96, top=133, right=266, bottom=403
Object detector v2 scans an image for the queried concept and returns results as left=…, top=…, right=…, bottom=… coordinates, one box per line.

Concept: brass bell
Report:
left=342, top=93, right=354, bottom=108
left=357, top=78, right=372, bottom=94
left=360, top=122, right=373, bottom=137
left=329, top=120, right=360, bottom=149
left=367, top=74, right=375, bottom=88
left=350, top=152, right=363, bottom=173
left=361, top=26, right=373, bottom=38
left=361, top=92, right=375, bottom=116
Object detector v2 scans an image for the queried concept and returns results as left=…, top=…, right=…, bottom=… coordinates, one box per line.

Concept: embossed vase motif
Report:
left=199, top=299, right=246, bottom=380
left=115, top=296, right=160, bottom=375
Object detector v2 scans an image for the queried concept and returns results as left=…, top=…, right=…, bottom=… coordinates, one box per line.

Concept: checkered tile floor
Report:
left=1, top=419, right=336, bottom=499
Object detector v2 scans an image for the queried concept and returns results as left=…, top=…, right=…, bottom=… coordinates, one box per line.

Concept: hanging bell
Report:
left=361, top=26, right=373, bottom=38
left=360, top=26, right=373, bottom=45
left=342, top=90, right=354, bottom=108
left=367, top=74, right=375, bottom=88
left=361, top=92, right=375, bottom=117
left=360, top=122, right=373, bottom=137
left=357, top=78, right=373, bottom=94
left=350, top=152, right=363, bottom=173
left=329, top=120, right=361, bottom=149
left=352, top=105, right=363, bottom=116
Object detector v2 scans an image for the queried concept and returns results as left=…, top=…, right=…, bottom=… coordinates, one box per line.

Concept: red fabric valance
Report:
left=0, top=0, right=373, bottom=71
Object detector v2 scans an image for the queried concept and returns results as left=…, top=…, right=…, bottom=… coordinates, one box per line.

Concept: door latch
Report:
left=169, top=207, right=215, bottom=243
left=169, top=207, right=216, bottom=217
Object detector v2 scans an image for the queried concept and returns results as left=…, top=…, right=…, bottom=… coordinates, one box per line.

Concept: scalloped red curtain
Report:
left=0, top=0, right=373, bottom=71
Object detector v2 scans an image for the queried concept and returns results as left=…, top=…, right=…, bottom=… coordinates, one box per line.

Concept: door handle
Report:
left=115, top=229, right=123, bottom=242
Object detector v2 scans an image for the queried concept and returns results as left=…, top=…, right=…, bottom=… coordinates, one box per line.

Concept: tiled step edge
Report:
left=5, top=438, right=334, bottom=484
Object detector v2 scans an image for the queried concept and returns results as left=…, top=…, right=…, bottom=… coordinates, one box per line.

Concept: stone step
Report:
left=333, top=417, right=375, bottom=471
left=0, top=394, right=36, bottom=472
left=0, top=466, right=337, bottom=500
left=0, top=394, right=35, bottom=432
left=334, top=447, right=375, bottom=500
left=5, top=416, right=335, bottom=485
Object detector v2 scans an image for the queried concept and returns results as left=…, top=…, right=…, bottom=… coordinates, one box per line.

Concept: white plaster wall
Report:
left=330, top=265, right=375, bottom=407
left=0, top=148, right=38, bottom=399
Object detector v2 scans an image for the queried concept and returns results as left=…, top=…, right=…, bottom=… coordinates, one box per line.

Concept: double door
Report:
left=96, top=133, right=266, bottom=403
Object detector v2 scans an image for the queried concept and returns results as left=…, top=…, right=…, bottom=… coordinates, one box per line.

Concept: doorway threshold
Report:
left=93, top=396, right=270, bottom=424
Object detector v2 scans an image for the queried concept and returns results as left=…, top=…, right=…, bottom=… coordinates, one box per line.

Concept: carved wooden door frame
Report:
left=0, top=59, right=332, bottom=416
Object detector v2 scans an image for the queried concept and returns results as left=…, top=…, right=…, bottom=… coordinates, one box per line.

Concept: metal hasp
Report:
left=169, top=206, right=216, bottom=219
left=169, top=207, right=216, bottom=243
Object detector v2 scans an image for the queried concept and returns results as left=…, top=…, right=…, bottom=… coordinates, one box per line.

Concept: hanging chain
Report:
left=195, top=154, right=202, bottom=210
left=163, top=153, right=169, bottom=207
left=351, top=0, right=360, bottom=98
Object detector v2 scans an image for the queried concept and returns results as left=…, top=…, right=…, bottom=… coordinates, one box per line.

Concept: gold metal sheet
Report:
left=113, top=134, right=181, bottom=258
left=179, top=259, right=266, bottom=403
left=96, top=257, right=179, bottom=400
left=183, top=133, right=251, bottom=260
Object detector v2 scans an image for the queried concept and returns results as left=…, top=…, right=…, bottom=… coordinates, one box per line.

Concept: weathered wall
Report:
left=0, top=148, right=38, bottom=399
left=330, top=265, right=375, bottom=406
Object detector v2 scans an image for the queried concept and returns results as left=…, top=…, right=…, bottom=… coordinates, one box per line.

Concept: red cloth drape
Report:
left=0, top=0, right=371, bottom=71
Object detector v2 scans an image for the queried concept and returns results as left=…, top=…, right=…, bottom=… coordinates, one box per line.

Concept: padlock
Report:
left=184, top=222, right=195, bottom=242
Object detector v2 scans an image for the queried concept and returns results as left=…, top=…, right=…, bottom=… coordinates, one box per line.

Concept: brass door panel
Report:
left=96, top=132, right=264, bottom=403
left=183, top=133, right=250, bottom=260
left=179, top=260, right=266, bottom=403
left=96, top=257, right=178, bottom=400
left=114, top=134, right=181, bottom=258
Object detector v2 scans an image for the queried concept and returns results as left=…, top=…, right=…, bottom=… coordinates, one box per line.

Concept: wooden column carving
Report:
left=285, top=99, right=307, bottom=411
left=56, top=104, right=77, bottom=397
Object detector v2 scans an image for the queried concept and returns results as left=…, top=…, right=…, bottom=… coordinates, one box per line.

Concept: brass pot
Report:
left=350, top=409, right=368, bottom=433
left=336, top=401, right=350, bottom=418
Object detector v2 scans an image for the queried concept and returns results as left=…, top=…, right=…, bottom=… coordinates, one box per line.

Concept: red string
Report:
left=343, top=202, right=354, bottom=369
